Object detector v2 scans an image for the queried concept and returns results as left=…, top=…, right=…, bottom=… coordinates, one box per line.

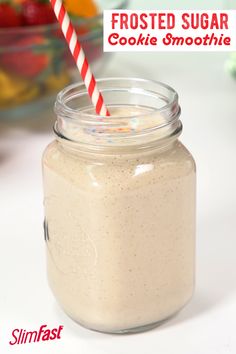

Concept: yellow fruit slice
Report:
left=45, top=72, right=71, bottom=92
left=13, top=86, right=40, bottom=105
left=0, top=70, right=29, bottom=101
left=64, top=0, right=98, bottom=18
left=0, top=70, right=40, bottom=108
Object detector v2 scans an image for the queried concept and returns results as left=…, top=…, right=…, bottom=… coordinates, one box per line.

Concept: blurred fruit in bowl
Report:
left=22, top=0, right=57, bottom=26
left=45, top=71, right=70, bottom=91
left=64, top=0, right=98, bottom=18
left=0, top=69, right=39, bottom=107
left=0, top=2, right=23, bottom=27
left=0, top=0, right=129, bottom=119
left=1, top=35, right=51, bottom=77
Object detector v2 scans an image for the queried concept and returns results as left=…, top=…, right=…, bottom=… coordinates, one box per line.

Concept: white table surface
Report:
left=1, top=42, right=236, bottom=354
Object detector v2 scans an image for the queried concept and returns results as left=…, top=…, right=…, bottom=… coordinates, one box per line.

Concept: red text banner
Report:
left=103, top=10, right=236, bottom=51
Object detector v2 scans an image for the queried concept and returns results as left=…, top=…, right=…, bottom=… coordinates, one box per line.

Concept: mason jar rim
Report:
left=55, top=77, right=179, bottom=121
left=54, top=77, right=182, bottom=153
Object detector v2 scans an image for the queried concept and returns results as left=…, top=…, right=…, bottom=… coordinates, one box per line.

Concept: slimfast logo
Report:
left=9, top=324, right=63, bottom=345
left=103, top=10, right=236, bottom=51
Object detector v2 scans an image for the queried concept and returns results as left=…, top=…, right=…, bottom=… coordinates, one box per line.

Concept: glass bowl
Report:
left=0, top=0, right=129, bottom=119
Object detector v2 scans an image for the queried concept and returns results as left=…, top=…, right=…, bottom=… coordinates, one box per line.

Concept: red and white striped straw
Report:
left=50, top=0, right=110, bottom=116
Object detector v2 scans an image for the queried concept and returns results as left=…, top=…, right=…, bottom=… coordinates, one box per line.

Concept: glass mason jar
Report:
left=42, top=78, right=196, bottom=334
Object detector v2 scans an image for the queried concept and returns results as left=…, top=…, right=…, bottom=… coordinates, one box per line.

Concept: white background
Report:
left=1, top=0, right=236, bottom=353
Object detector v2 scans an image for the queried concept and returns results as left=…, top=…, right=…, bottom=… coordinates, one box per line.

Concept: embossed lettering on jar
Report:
left=42, top=78, right=196, bottom=334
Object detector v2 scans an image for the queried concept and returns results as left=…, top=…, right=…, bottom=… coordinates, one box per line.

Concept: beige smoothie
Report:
left=43, top=106, right=196, bottom=333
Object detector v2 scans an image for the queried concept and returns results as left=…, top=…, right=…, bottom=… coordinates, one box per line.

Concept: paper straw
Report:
left=50, top=0, right=110, bottom=116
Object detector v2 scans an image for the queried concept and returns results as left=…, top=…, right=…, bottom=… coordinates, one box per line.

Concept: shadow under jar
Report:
left=42, top=78, right=196, bottom=334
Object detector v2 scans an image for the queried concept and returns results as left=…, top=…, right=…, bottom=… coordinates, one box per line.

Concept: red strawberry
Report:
left=0, top=2, right=23, bottom=27
left=22, top=0, right=57, bottom=26
left=0, top=35, right=50, bottom=78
